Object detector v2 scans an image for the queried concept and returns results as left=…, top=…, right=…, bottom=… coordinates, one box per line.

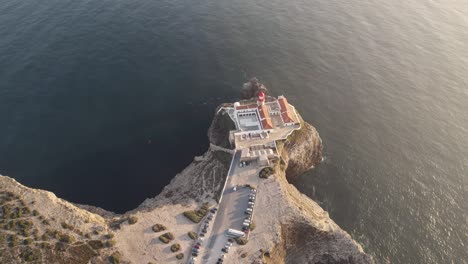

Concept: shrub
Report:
left=152, top=224, right=166, bottom=232
left=105, top=233, right=115, bottom=239
left=259, top=167, right=274, bottom=178
left=17, top=219, right=33, bottom=230
left=235, top=237, right=248, bottom=245
left=41, top=234, right=49, bottom=241
left=61, top=222, right=69, bottom=229
left=23, top=238, right=33, bottom=245
left=32, top=210, right=39, bottom=216
left=183, top=202, right=210, bottom=223
left=250, top=222, right=256, bottom=231
left=59, top=234, right=75, bottom=244
left=176, top=253, right=184, bottom=260
left=10, top=207, right=21, bottom=219
left=170, top=243, right=181, bottom=252
left=128, top=216, right=138, bottom=225
left=188, top=231, right=197, bottom=240
left=109, top=252, right=121, bottom=264
left=55, top=242, right=68, bottom=252
left=20, top=248, right=40, bottom=262
left=241, top=252, right=248, bottom=258
left=158, top=232, right=174, bottom=244
left=8, top=235, right=18, bottom=247
left=42, top=219, right=50, bottom=225
left=39, top=242, right=51, bottom=249
left=106, top=240, right=116, bottom=247
left=88, top=240, right=105, bottom=250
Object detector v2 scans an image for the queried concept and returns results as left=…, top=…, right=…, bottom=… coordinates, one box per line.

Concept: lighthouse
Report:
left=257, top=91, right=265, bottom=106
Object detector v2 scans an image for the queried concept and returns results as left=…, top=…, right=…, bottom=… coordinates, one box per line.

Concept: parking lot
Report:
left=188, top=151, right=261, bottom=264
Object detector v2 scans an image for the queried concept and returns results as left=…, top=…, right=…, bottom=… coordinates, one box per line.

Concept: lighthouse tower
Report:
left=257, top=91, right=265, bottom=106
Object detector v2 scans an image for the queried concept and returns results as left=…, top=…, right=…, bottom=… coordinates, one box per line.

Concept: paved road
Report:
left=197, top=150, right=255, bottom=263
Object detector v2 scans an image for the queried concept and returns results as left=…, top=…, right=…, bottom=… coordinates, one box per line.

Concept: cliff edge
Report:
left=0, top=91, right=373, bottom=264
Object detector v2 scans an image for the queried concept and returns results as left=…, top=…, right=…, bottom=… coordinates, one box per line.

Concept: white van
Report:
left=226, top=229, right=244, bottom=237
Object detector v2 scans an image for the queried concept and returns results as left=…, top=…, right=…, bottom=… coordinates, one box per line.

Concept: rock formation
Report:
left=0, top=81, right=373, bottom=263
left=240, top=78, right=268, bottom=99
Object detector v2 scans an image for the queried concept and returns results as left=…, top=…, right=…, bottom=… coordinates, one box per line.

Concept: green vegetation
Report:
left=8, top=234, right=18, bottom=247
left=158, top=232, right=174, bottom=244
left=88, top=240, right=105, bottom=250
left=128, top=216, right=138, bottom=225
left=105, top=233, right=115, bottom=239
left=259, top=167, right=274, bottom=178
left=59, top=234, right=75, bottom=244
left=152, top=223, right=166, bottom=232
left=55, top=241, right=68, bottom=252
left=20, top=247, right=40, bottom=262
left=235, top=237, right=248, bottom=245
left=244, top=184, right=254, bottom=189
left=183, top=202, right=210, bottom=223
left=23, top=238, right=33, bottom=245
left=61, top=222, right=74, bottom=230
left=109, top=252, right=121, bottom=264
left=39, top=242, right=51, bottom=249
left=106, top=240, right=116, bottom=247
left=176, top=253, right=184, bottom=260
left=188, top=231, right=198, bottom=240
left=67, top=243, right=98, bottom=261
left=250, top=222, right=256, bottom=231
left=32, top=210, right=39, bottom=216
left=170, top=243, right=181, bottom=252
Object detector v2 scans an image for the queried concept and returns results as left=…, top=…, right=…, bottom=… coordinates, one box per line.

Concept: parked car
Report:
left=192, top=252, right=198, bottom=257
left=245, top=210, right=252, bottom=215
left=199, top=233, right=205, bottom=237
left=222, top=247, right=229, bottom=253
left=228, top=238, right=234, bottom=243
left=233, top=186, right=237, bottom=191
left=194, top=245, right=200, bottom=249
left=225, top=242, right=233, bottom=247
left=210, top=208, right=218, bottom=213
left=217, top=258, right=224, bottom=263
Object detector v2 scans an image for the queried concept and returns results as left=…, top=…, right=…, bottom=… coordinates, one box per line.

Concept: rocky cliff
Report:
left=0, top=100, right=373, bottom=264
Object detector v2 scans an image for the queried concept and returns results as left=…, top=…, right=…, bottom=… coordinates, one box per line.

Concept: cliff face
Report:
left=0, top=103, right=373, bottom=264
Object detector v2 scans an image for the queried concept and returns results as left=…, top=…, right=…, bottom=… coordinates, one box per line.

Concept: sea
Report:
left=0, top=0, right=467, bottom=263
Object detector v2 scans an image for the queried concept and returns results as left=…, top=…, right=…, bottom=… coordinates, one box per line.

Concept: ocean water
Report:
left=0, top=0, right=467, bottom=263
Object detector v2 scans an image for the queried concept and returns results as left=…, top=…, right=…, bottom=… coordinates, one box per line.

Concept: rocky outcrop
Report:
left=0, top=94, right=373, bottom=263
left=282, top=120, right=323, bottom=181
left=240, top=78, right=268, bottom=99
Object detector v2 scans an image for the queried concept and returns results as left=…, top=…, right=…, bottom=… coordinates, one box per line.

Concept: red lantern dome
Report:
left=258, top=91, right=265, bottom=102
